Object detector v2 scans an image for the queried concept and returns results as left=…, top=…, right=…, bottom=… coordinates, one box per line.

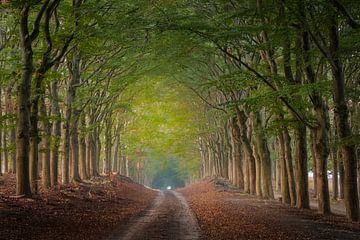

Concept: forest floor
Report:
left=178, top=178, right=360, bottom=240
left=1, top=175, right=360, bottom=240
left=0, top=173, right=157, bottom=240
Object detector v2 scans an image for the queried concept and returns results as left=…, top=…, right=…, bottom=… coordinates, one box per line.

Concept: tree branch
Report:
left=331, top=0, right=360, bottom=29
left=30, top=0, right=51, bottom=42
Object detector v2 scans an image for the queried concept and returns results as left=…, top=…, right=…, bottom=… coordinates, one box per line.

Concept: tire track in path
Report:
left=109, top=190, right=200, bottom=240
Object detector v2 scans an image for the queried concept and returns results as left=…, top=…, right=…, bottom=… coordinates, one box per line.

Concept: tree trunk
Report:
left=329, top=19, right=359, bottom=221
left=330, top=124, right=339, bottom=201
left=339, top=150, right=345, bottom=199
left=39, top=96, right=51, bottom=189
left=62, top=101, right=70, bottom=184
left=283, top=128, right=296, bottom=206
left=79, top=114, right=88, bottom=180
left=0, top=87, right=2, bottom=175
left=50, top=80, right=61, bottom=187
left=235, top=107, right=256, bottom=194
left=230, top=117, right=244, bottom=189
left=16, top=5, right=34, bottom=197
left=310, top=130, right=318, bottom=198
left=104, top=118, right=112, bottom=174
left=251, top=111, right=273, bottom=199
left=294, top=124, right=309, bottom=208
left=278, top=133, right=290, bottom=204
left=302, top=25, right=331, bottom=214
left=29, top=69, right=45, bottom=194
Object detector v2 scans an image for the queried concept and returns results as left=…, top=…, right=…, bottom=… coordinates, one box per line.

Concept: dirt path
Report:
left=109, top=190, right=200, bottom=240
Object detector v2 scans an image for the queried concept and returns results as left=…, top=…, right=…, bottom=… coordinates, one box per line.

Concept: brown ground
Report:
left=1, top=175, right=360, bottom=240
left=0, top=173, right=156, bottom=240
left=109, top=190, right=200, bottom=240
left=178, top=179, right=360, bottom=240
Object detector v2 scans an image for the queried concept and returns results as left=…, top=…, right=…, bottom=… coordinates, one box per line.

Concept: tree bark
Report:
left=230, top=117, right=244, bottom=189
left=329, top=18, right=359, bottom=221
left=0, top=87, right=2, bottom=175
left=294, top=124, right=309, bottom=208
left=69, top=53, right=81, bottom=183
left=278, top=134, right=290, bottom=204
left=50, top=79, right=61, bottom=187
left=79, top=114, right=88, bottom=180
left=16, top=4, right=34, bottom=197
left=235, top=106, right=256, bottom=194
left=39, top=96, right=51, bottom=189
left=283, top=128, right=296, bottom=206
left=302, top=26, right=331, bottom=215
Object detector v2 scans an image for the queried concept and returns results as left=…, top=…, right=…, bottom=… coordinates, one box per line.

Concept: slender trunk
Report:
left=104, top=119, right=112, bottom=174
left=39, top=96, right=51, bottom=189
left=62, top=106, right=70, bottom=184
left=79, top=114, right=88, bottom=180
left=279, top=134, right=290, bottom=204
left=0, top=87, right=2, bottom=175
left=243, top=146, right=250, bottom=193
left=339, top=150, right=345, bottom=199
left=331, top=124, right=339, bottom=200
left=86, top=132, right=91, bottom=177
left=70, top=121, right=80, bottom=182
left=310, top=130, right=318, bottom=197
left=3, top=127, right=8, bottom=173
left=50, top=80, right=61, bottom=187
left=10, top=127, right=16, bottom=173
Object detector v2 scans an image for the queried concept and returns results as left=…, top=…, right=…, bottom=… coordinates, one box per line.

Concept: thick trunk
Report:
left=251, top=112, right=273, bottom=199
left=283, top=128, right=296, bottom=206
left=66, top=52, right=82, bottom=183
left=329, top=19, right=359, bottom=221
left=29, top=71, right=45, bottom=194
left=312, top=121, right=331, bottom=214
left=294, top=124, right=309, bottom=208
left=235, top=107, right=256, bottom=194
left=230, top=118, right=244, bottom=189
left=302, top=25, right=331, bottom=214
left=16, top=5, right=33, bottom=196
